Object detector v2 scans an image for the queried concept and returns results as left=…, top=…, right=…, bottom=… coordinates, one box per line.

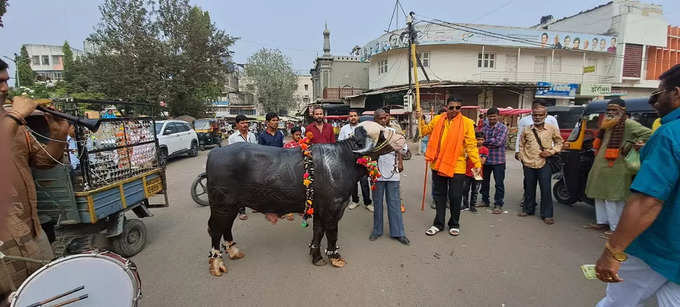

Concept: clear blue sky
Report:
left=1, top=0, right=678, bottom=85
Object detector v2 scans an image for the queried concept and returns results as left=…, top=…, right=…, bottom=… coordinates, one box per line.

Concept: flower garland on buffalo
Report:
left=299, top=131, right=382, bottom=228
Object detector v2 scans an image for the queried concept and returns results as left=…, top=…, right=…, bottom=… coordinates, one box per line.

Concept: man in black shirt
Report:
left=258, top=112, right=284, bottom=147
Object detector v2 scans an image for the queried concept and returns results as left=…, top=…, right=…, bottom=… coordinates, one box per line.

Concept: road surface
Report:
left=131, top=146, right=615, bottom=306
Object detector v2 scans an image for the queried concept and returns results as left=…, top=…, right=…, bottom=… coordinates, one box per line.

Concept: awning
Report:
left=345, top=80, right=540, bottom=99
left=326, top=115, right=349, bottom=120
left=362, top=109, right=411, bottom=116
left=479, top=107, right=531, bottom=116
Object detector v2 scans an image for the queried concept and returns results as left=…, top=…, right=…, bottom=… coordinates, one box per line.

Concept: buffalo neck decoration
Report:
left=300, top=132, right=315, bottom=227
left=356, top=156, right=381, bottom=190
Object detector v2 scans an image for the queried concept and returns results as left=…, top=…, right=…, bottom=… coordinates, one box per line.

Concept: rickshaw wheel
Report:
left=112, top=219, right=147, bottom=257
left=191, top=173, right=209, bottom=207
left=553, top=180, right=576, bottom=206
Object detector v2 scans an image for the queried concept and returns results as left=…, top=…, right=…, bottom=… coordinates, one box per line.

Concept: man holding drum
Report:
left=0, top=59, right=69, bottom=304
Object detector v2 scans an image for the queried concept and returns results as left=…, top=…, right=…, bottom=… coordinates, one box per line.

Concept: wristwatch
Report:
left=605, top=242, right=628, bottom=262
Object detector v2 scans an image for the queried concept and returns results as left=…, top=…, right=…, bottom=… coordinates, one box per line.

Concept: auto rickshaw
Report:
left=553, top=97, right=658, bottom=205
left=194, top=118, right=222, bottom=150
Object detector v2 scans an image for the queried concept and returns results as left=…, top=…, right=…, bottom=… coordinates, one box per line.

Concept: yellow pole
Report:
left=410, top=43, right=422, bottom=135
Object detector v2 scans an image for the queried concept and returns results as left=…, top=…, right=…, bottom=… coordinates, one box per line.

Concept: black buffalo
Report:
left=205, top=122, right=405, bottom=275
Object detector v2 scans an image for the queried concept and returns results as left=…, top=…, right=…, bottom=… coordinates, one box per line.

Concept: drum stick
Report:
left=49, top=294, right=88, bottom=307
left=420, top=161, right=429, bottom=211
left=26, top=285, right=85, bottom=307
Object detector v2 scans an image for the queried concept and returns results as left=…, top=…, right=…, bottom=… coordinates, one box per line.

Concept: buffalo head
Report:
left=350, top=121, right=407, bottom=156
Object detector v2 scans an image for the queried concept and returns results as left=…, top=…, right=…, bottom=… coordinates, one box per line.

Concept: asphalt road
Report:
left=130, top=145, right=613, bottom=307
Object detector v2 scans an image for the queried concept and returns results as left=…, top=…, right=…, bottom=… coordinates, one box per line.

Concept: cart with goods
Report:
left=29, top=99, right=169, bottom=257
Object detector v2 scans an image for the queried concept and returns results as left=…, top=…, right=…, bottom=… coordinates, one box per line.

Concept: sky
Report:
left=1, top=0, right=678, bottom=86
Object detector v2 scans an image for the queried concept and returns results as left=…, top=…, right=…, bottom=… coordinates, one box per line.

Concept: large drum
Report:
left=11, top=251, right=142, bottom=307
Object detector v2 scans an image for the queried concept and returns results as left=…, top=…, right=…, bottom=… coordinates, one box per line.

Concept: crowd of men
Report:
left=1, top=56, right=679, bottom=305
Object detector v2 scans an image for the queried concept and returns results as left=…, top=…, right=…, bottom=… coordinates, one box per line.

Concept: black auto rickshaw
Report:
left=194, top=118, right=222, bottom=150
left=553, top=97, right=659, bottom=205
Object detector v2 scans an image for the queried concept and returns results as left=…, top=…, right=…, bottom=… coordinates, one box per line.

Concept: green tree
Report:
left=0, top=0, right=8, bottom=27
left=245, top=48, right=297, bottom=114
left=62, top=41, right=74, bottom=83
left=17, top=45, right=34, bottom=86
left=77, top=0, right=236, bottom=117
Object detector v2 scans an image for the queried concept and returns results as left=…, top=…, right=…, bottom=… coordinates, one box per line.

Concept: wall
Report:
left=25, top=44, right=85, bottom=72
left=368, top=44, right=616, bottom=90
left=329, top=60, right=369, bottom=89
left=293, top=75, right=312, bottom=113
left=539, top=3, right=615, bottom=35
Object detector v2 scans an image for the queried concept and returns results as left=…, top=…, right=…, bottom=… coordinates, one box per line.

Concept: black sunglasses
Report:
left=448, top=105, right=462, bottom=110
left=648, top=89, right=666, bottom=105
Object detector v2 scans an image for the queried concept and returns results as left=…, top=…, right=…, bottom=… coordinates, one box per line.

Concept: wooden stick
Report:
left=50, top=294, right=88, bottom=307
left=27, top=286, right=85, bottom=307
left=421, top=161, right=429, bottom=211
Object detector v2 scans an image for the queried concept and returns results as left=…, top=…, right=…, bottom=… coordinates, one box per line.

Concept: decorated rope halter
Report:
left=356, top=156, right=381, bottom=189
left=299, top=132, right=315, bottom=228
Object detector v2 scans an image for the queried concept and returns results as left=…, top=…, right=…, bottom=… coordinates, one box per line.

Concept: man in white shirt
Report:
left=338, top=110, right=373, bottom=211
left=227, top=114, right=258, bottom=220
left=369, top=109, right=409, bottom=245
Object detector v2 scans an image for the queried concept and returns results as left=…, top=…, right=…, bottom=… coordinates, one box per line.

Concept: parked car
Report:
left=155, top=120, right=199, bottom=165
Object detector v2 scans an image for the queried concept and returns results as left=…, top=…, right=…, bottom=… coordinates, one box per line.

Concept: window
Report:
left=418, top=52, right=430, bottom=67
left=477, top=53, right=495, bottom=69
left=52, top=55, right=62, bottom=66
left=41, top=55, right=50, bottom=65
left=534, top=56, right=547, bottom=73
left=304, top=84, right=309, bottom=91
left=552, top=56, right=562, bottom=72
left=378, top=59, right=388, bottom=74
left=32, top=56, right=40, bottom=65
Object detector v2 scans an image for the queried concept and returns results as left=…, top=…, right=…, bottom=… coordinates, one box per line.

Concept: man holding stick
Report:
left=418, top=97, right=481, bottom=237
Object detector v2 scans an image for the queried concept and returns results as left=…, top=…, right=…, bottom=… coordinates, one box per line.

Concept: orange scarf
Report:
left=425, top=114, right=465, bottom=178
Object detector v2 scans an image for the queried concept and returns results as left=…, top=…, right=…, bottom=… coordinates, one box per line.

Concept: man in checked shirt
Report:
left=480, top=107, right=508, bottom=214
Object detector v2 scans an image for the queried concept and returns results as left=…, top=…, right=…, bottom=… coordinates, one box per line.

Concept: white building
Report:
left=358, top=23, right=618, bottom=111
left=534, top=0, right=672, bottom=98
left=353, top=0, right=673, bottom=112
left=293, top=74, right=312, bottom=115
left=23, top=44, right=85, bottom=81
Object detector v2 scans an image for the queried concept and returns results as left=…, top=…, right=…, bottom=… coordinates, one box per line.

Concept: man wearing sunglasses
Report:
left=417, top=97, right=481, bottom=237
left=594, top=64, right=680, bottom=306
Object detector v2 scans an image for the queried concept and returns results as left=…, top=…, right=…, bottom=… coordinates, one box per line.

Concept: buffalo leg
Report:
left=221, top=211, right=244, bottom=260
left=310, top=215, right=326, bottom=266
left=325, top=218, right=346, bottom=268
left=208, top=213, right=228, bottom=276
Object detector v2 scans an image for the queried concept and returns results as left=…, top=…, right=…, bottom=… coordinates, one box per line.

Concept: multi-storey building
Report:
left=23, top=44, right=84, bottom=81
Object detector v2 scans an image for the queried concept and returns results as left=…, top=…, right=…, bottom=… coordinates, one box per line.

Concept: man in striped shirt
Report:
left=480, top=107, right=508, bottom=214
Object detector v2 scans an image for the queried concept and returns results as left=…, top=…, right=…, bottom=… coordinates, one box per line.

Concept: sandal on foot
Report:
left=492, top=208, right=502, bottom=214
left=583, top=223, right=608, bottom=230
left=425, top=226, right=441, bottom=236
left=543, top=218, right=554, bottom=225
left=449, top=228, right=460, bottom=236
left=238, top=214, right=248, bottom=221
left=518, top=212, right=529, bottom=217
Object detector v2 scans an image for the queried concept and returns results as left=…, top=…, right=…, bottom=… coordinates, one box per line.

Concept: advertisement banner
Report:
left=359, top=23, right=617, bottom=61
left=535, top=82, right=578, bottom=99
left=580, top=84, right=612, bottom=96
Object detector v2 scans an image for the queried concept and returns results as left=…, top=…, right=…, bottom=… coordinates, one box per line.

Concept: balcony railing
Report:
left=322, top=87, right=364, bottom=100
left=470, top=71, right=616, bottom=84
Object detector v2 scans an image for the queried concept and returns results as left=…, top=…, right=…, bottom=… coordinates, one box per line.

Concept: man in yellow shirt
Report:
left=417, top=97, right=481, bottom=237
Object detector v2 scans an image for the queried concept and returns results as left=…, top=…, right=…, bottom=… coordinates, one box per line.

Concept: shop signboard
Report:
left=535, top=82, right=579, bottom=99
left=580, top=84, right=612, bottom=96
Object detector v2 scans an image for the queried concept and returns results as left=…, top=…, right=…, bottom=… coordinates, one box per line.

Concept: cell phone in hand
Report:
left=581, top=264, right=597, bottom=280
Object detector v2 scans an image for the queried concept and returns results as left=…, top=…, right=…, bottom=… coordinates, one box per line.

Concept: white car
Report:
left=155, top=120, right=199, bottom=165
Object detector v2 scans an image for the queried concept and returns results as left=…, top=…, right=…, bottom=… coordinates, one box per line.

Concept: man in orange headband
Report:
left=585, top=98, right=651, bottom=239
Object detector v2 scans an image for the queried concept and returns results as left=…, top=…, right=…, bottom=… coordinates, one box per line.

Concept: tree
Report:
left=17, top=45, right=34, bottom=86
left=62, top=41, right=74, bottom=83
left=77, top=0, right=236, bottom=117
left=245, top=48, right=297, bottom=114
left=0, top=0, right=8, bottom=27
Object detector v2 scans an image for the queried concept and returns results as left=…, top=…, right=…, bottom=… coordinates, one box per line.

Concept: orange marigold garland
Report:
left=300, top=131, right=315, bottom=227
left=356, top=156, right=381, bottom=190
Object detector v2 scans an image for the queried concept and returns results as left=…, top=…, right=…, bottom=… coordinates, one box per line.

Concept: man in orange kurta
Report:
left=418, top=97, right=481, bottom=237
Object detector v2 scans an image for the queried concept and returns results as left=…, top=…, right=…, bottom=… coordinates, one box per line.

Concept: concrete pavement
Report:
left=131, top=147, right=613, bottom=306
